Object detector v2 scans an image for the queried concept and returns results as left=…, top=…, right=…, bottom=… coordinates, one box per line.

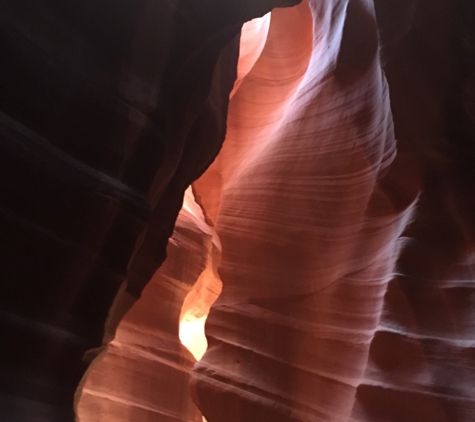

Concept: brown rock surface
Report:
left=77, top=190, right=212, bottom=422
left=2, top=0, right=475, bottom=421
left=191, top=1, right=420, bottom=421
left=0, top=0, right=300, bottom=420
left=352, top=1, right=475, bottom=420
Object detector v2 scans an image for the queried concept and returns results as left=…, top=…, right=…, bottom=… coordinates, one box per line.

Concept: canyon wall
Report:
left=352, top=1, right=475, bottom=420
left=1, top=0, right=475, bottom=421
left=0, top=1, right=299, bottom=420
left=191, top=1, right=420, bottom=421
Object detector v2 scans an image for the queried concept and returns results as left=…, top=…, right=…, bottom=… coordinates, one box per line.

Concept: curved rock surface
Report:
left=0, top=0, right=300, bottom=420
left=191, top=1, right=475, bottom=421
left=351, top=1, right=475, bottom=421
left=191, top=1, right=420, bottom=421
left=1, top=0, right=475, bottom=421
left=77, top=190, right=212, bottom=422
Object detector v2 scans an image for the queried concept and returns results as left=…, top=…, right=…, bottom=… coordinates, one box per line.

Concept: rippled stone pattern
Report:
left=0, top=0, right=300, bottom=420
left=191, top=1, right=419, bottom=421
left=77, top=190, right=212, bottom=422
left=2, top=0, right=475, bottom=421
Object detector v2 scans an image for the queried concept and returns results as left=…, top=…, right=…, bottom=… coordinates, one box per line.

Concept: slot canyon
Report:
left=1, top=0, right=475, bottom=421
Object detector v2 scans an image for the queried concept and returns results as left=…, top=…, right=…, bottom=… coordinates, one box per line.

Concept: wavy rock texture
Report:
left=0, top=0, right=300, bottom=420
left=351, top=1, right=475, bottom=421
left=194, top=1, right=314, bottom=226
left=79, top=1, right=475, bottom=421
left=191, top=1, right=420, bottom=421
left=77, top=190, right=213, bottom=422
left=191, top=1, right=475, bottom=422
left=2, top=0, right=475, bottom=421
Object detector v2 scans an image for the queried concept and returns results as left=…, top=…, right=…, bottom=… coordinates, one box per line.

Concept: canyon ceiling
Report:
left=1, top=0, right=475, bottom=421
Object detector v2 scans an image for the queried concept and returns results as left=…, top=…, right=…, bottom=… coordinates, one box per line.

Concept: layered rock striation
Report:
left=191, top=1, right=419, bottom=421
left=0, top=0, right=300, bottom=420
left=1, top=0, right=475, bottom=421
left=77, top=190, right=215, bottom=422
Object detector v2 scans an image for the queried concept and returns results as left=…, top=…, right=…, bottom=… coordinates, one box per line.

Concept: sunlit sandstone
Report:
left=75, top=1, right=475, bottom=422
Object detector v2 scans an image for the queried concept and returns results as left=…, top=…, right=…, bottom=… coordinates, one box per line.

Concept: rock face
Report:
left=0, top=0, right=299, bottom=420
left=2, top=0, right=475, bottom=422
left=77, top=190, right=212, bottom=422
left=352, top=1, right=475, bottom=421
left=191, top=1, right=419, bottom=421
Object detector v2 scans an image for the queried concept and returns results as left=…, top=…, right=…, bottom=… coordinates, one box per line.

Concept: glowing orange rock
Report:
left=191, top=1, right=419, bottom=421
left=77, top=190, right=213, bottom=422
